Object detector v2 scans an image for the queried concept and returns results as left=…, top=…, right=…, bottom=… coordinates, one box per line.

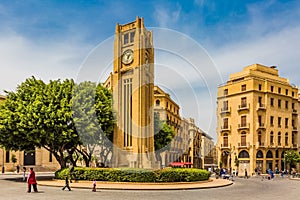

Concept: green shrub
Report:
left=55, top=167, right=210, bottom=182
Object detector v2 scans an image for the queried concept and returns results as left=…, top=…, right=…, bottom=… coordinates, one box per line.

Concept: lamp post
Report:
left=2, top=148, right=4, bottom=173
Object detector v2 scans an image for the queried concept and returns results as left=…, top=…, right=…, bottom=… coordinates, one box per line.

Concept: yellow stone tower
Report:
left=110, top=17, right=158, bottom=168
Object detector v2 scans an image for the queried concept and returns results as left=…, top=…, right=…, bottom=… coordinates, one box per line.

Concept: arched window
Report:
left=238, top=150, right=250, bottom=158
left=223, top=133, right=228, bottom=147
left=266, top=150, right=273, bottom=158
left=256, top=150, right=263, bottom=158
left=258, top=131, right=262, bottom=145
left=155, top=100, right=160, bottom=106
left=276, top=149, right=279, bottom=158
left=285, top=132, right=288, bottom=146
left=270, top=131, right=274, bottom=145
left=241, top=131, right=246, bottom=146
left=278, top=132, right=281, bottom=145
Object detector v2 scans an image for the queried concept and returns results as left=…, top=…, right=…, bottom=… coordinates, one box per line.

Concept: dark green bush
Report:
left=55, top=167, right=210, bottom=182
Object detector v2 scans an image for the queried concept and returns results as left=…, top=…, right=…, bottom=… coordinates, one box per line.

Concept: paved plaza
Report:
left=1, top=173, right=300, bottom=200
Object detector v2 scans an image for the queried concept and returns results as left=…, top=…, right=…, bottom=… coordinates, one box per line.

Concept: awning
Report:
left=169, top=162, right=193, bottom=167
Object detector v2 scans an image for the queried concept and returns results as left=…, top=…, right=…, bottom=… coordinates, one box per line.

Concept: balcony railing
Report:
left=257, top=123, right=265, bottom=129
left=238, top=123, right=250, bottom=130
left=238, top=142, right=250, bottom=148
left=238, top=103, right=250, bottom=111
left=221, top=125, right=231, bottom=131
left=220, top=107, right=231, bottom=114
left=292, top=109, right=297, bottom=114
left=256, top=142, right=265, bottom=147
left=293, top=144, right=298, bottom=148
left=220, top=144, right=230, bottom=148
left=293, top=127, right=298, bottom=132
left=257, top=103, right=266, bottom=110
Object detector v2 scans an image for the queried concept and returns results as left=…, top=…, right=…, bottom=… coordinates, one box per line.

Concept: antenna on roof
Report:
left=270, top=65, right=277, bottom=69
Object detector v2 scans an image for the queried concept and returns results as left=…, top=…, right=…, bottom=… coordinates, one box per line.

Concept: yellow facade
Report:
left=108, top=17, right=158, bottom=168
left=216, top=64, right=299, bottom=175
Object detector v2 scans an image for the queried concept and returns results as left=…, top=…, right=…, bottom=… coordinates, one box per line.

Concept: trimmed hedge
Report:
left=55, top=167, right=210, bottom=182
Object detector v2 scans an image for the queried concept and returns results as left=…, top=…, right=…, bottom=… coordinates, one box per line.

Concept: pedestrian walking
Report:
left=244, top=169, right=248, bottom=179
left=92, top=179, right=97, bottom=192
left=62, top=176, right=71, bottom=191
left=27, top=168, right=38, bottom=193
left=22, top=167, right=26, bottom=181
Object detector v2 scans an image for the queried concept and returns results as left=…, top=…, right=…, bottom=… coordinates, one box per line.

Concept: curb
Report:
left=38, top=179, right=234, bottom=190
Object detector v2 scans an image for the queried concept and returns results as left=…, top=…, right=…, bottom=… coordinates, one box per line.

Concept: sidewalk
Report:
left=38, top=178, right=233, bottom=190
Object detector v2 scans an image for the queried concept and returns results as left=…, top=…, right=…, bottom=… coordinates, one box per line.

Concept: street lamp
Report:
left=2, top=148, right=4, bottom=173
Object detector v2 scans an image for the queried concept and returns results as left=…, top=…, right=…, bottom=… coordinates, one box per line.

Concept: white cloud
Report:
left=0, top=31, right=92, bottom=93
left=153, top=3, right=182, bottom=28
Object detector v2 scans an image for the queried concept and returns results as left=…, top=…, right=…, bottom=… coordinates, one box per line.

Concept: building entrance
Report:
left=24, top=150, right=35, bottom=166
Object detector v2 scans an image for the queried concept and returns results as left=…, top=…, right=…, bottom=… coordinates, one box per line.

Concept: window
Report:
left=278, top=99, right=281, bottom=108
left=285, top=133, right=288, bottom=146
left=270, top=98, right=274, bottom=106
left=241, top=84, right=246, bottom=91
left=166, top=102, right=168, bottom=109
left=286, top=89, right=288, bottom=95
left=270, top=131, right=274, bottom=144
left=270, top=116, right=274, bottom=127
left=258, top=84, right=262, bottom=91
left=278, top=87, right=281, bottom=94
left=292, top=119, right=295, bottom=128
left=258, top=115, right=262, bottom=126
left=155, top=100, right=160, bottom=106
left=271, top=86, right=274, bottom=92
left=258, top=131, right=262, bottom=145
left=241, top=131, right=247, bottom=146
left=292, top=103, right=295, bottom=110
left=278, top=117, right=281, bottom=127
left=124, top=33, right=129, bottom=44
left=256, top=150, right=263, bottom=158
left=266, top=150, right=273, bottom=158
left=239, top=150, right=250, bottom=158
left=292, top=133, right=295, bottom=145
left=292, top=91, right=295, bottom=97
left=130, top=31, right=135, bottom=43
left=285, top=101, right=288, bottom=109
left=285, top=118, right=288, bottom=128
left=241, top=116, right=247, bottom=126
left=278, top=132, right=281, bottom=145
left=224, top=89, right=228, bottom=95
left=241, top=97, right=247, bottom=107
left=223, top=101, right=228, bottom=110
left=223, top=133, right=228, bottom=147
left=223, top=118, right=229, bottom=129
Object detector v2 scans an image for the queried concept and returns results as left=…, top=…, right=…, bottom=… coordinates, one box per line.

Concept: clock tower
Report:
left=111, top=17, right=158, bottom=168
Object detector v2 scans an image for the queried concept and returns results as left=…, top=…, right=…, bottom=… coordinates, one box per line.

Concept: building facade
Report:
left=216, top=64, right=299, bottom=175
left=106, top=17, right=158, bottom=168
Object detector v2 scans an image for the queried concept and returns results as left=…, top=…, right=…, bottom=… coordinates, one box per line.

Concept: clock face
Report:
left=122, top=49, right=134, bottom=65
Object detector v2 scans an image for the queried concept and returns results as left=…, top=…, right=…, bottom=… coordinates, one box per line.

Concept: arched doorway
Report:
left=256, top=150, right=263, bottom=174
left=24, top=150, right=35, bottom=166
left=266, top=150, right=273, bottom=171
left=221, top=151, right=230, bottom=169
left=238, top=150, right=250, bottom=176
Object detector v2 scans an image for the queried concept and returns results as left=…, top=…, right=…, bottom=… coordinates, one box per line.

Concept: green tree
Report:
left=72, top=81, right=114, bottom=167
left=0, top=77, right=81, bottom=169
left=284, top=150, right=300, bottom=170
left=154, top=112, right=175, bottom=166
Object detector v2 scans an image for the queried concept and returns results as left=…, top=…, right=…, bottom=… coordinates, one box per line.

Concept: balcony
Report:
left=256, top=142, right=265, bottom=148
left=257, top=123, right=265, bottom=130
left=292, top=109, right=297, bottom=114
left=292, top=127, right=298, bottom=132
left=238, top=123, right=250, bottom=130
left=220, top=144, right=230, bottom=149
left=238, top=103, right=250, bottom=111
left=238, top=142, right=250, bottom=148
left=220, top=107, right=231, bottom=114
left=257, top=103, right=266, bottom=110
left=221, top=125, right=231, bottom=132
left=292, top=144, right=298, bottom=148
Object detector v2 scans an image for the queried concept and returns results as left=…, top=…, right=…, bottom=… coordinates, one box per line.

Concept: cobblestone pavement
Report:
left=1, top=174, right=300, bottom=200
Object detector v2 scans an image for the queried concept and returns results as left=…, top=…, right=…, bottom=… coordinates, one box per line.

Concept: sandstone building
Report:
left=216, top=64, right=299, bottom=175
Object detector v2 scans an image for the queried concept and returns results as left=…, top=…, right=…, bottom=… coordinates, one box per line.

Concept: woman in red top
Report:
left=27, top=168, right=38, bottom=192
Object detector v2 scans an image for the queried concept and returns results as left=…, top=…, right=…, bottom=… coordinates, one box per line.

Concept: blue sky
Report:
left=1, top=0, right=300, bottom=140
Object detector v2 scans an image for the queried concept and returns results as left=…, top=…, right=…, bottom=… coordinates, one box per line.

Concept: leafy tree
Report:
left=0, top=77, right=81, bottom=168
left=72, top=81, right=114, bottom=167
left=154, top=112, right=175, bottom=166
left=284, top=150, right=300, bottom=170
